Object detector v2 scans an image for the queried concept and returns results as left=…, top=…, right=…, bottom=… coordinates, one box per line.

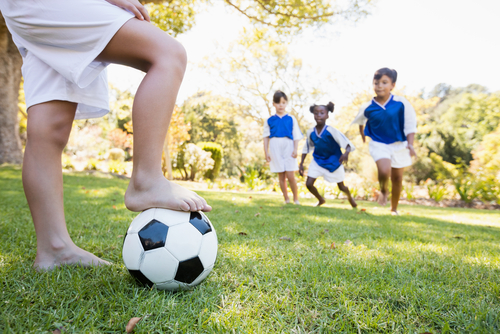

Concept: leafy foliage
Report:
left=198, top=142, right=223, bottom=181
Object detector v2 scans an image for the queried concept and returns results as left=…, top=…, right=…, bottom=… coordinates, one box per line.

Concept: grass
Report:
left=1, top=164, right=500, bottom=333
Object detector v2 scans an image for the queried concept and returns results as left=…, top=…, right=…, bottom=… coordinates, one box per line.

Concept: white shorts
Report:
left=369, top=140, right=412, bottom=168
left=307, top=160, right=345, bottom=183
left=0, top=0, right=134, bottom=119
left=269, top=137, right=299, bottom=173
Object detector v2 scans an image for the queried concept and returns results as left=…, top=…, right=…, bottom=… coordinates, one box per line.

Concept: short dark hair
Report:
left=374, top=68, right=397, bottom=83
left=273, top=90, right=288, bottom=103
left=309, top=102, right=334, bottom=113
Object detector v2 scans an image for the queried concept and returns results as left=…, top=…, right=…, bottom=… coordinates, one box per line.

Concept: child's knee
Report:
left=338, top=184, right=348, bottom=192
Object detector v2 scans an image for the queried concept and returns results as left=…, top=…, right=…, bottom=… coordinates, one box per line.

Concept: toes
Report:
left=178, top=200, right=191, bottom=212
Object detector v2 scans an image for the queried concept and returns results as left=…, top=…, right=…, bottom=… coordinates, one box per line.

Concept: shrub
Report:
left=108, top=160, right=127, bottom=175
left=426, top=180, right=447, bottom=202
left=173, top=143, right=214, bottom=181
left=197, top=142, right=223, bottom=181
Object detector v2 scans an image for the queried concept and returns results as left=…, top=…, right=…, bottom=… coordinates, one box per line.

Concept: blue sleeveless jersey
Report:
left=363, top=95, right=407, bottom=144
left=267, top=114, right=294, bottom=140
left=307, top=126, right=344, bottom=173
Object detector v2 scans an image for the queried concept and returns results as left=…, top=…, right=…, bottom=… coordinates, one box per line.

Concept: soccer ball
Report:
left=122, top=208, right=217, bottom=291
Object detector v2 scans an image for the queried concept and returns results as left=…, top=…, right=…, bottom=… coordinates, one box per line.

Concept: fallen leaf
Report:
left=235, top=210, right=240, bottom=213
left=324, top=229, right=329, bottom=233
left=117, top=235, right=124, bottom=238
left=259, top=206, right=263, bottom=209
left=279, top=236, right=292, bottom=241
left=248, top=196, right=252, bottom=199
left=453, top=236, right=464, bottom=240
left=81, top=187, right=86, bottom=190
left=85, top=190, right=89, bottom=194
left=52, top=329, right=61, bottom=334
left=360, top=208, right=366, bottom=212
left=344, top=240, right=352, bottom=245
left=254, top=212, right=260, bottom=217
left=238, top=232, right=248, bottom=236
left=126, top=317, right=142, bottom=333
left=330, top=242, right=336, bottom=249
left=112, top=205, right=117, bottom=209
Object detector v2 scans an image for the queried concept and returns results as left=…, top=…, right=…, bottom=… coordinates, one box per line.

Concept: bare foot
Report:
left=284, top=199, right=291, bottom=204
left=377, top=191, right=388, bottom=206
left=316, top=199, right=326, bottom=207
left=125, top=175, right=211, bottom=212
left=34, top=244, right=111, bottom=271
left=294, top=200, right=301, bottom=205
left=391, top=210, right=399, bottom=216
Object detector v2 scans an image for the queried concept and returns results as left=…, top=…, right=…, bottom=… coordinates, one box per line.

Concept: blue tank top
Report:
left=267, top=114, right=294, bottom=140
left=310, top=126, right=343, bottom=173
left=363, top=95, right=407, bottom=144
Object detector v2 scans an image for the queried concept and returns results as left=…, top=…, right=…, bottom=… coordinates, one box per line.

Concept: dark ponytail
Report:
left=374, top=67, right=397, bottom=83
left=309, top=102, right=335, bottom=113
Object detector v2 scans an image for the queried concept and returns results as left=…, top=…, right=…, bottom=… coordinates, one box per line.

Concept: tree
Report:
left=0, top=12, right=22, bottom=164
left=0, top=0, right=371, bottom=164
left=203, top=28, right=325, bottom=132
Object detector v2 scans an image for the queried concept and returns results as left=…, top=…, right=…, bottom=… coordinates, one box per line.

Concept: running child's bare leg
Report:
left=23, top=101, right=111, bottom=270
left=338, top=182, right=357, bottom=208
left=278, top=172, right=290, bottom=203
left=375, top=159, right=391, bottom=206
left=390, top=167, right=404, bottom=214
left=286, top=171, right=300, bottom=204
left=306, top=177, right=325, bottom=206
left=96, top=19, right=210, bottom=212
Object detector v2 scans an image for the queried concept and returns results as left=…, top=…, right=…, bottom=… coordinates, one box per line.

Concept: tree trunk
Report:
left=0, top=12, right=23, bottom=165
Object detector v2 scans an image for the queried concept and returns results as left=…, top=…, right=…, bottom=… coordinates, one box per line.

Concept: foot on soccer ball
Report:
left=316, top=199, right=326, bottom=207
left=125, top=175, right=211, bottom=212
left=34, top=244, right=111, bottom=271
left=377, top=191, right=388, bottom=206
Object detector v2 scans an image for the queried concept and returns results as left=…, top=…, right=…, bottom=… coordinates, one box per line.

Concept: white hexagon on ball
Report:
left=165, top=223, right=203, bottom=261
left=153, top=208, right=191, bottom=227
left=122, top=233, right=143, bottom=270
left=198, top=232, right=218, bottom=268
left=140, top=248, right=178, bottom=283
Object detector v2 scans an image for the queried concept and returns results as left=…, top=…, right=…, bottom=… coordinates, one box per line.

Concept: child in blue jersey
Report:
left=351, top=68, right=417, bottom=215
left=263, top=91, right=304, bottom=204
left=299, top=102, right=357, bottom=208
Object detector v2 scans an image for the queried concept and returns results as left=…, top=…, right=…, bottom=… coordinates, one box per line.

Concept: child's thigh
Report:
left=96, top=19, right=186, bottom=72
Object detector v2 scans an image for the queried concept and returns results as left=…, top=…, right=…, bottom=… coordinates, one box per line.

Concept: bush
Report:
left=197, top=142, right=223, bottom=181
left=426, top=180, right=447, bottom=202
left=173, top=143, right=214, bottom=181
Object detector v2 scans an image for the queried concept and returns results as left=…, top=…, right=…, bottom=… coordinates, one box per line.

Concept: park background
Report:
left=1, top=0, right=500, bottom=208
left=1, top=1, right=500, bottom=333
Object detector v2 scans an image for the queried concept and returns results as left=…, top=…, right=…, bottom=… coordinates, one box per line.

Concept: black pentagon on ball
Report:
left=189, top=212, right=212, bottom=235
left=138, top=219, right=169, bottom=251
left=174, top=256, right=204, bottom=284
left=128, top=269, right=154, bottom=287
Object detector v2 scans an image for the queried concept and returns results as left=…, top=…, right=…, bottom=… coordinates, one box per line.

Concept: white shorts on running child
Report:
left=307, top=160, right=345, bottom=183
left=369, top=140, right=412, bottom=168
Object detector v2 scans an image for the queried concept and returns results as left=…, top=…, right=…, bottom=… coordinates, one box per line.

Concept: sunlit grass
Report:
left=1, top=165, right=499, bottom=333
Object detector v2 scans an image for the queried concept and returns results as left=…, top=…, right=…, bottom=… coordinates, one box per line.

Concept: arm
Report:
left=406, top=133, right=417, bottom=158
left=359, top=125, right=366, bottom=143
left=299, top=153, right=307, bottom=176
left=105, top=0, right=150, bottom=21
left=339, top=145, right=351, bottom=164
left=292, top=140, right=299, bottom=158
left=263, top=137, right=271, bottom=162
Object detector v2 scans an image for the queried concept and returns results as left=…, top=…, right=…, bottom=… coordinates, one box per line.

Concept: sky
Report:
left=108, top=0, right=500, bottom=110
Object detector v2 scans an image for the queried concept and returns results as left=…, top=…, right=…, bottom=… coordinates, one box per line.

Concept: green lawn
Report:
left=1, top=165, right=499, bottom=333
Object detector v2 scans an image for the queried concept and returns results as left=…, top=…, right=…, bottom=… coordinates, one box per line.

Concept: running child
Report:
left=263, top=91, right=303, bottom=204
left=351, top=68, right=417, bottom=215
left=0, top=0, right=211, bottom=270
left=299, top=102, right=357, bottom=208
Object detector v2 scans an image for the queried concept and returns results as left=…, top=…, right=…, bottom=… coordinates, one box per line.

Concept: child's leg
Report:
left=390, top=167, right=404, bottom=213
left=285, top=171, right=299, bottom=204
left=337, top=182, right=357, bottom=208
left=23, top=101, right=110, bottom=270
left=278, top=172, right=290, bottom=203
left=95, top=19, right=210, bottom=213
left=305, top=177, right=325, bottom=206
left=375, top=159, right=391, bottom=206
